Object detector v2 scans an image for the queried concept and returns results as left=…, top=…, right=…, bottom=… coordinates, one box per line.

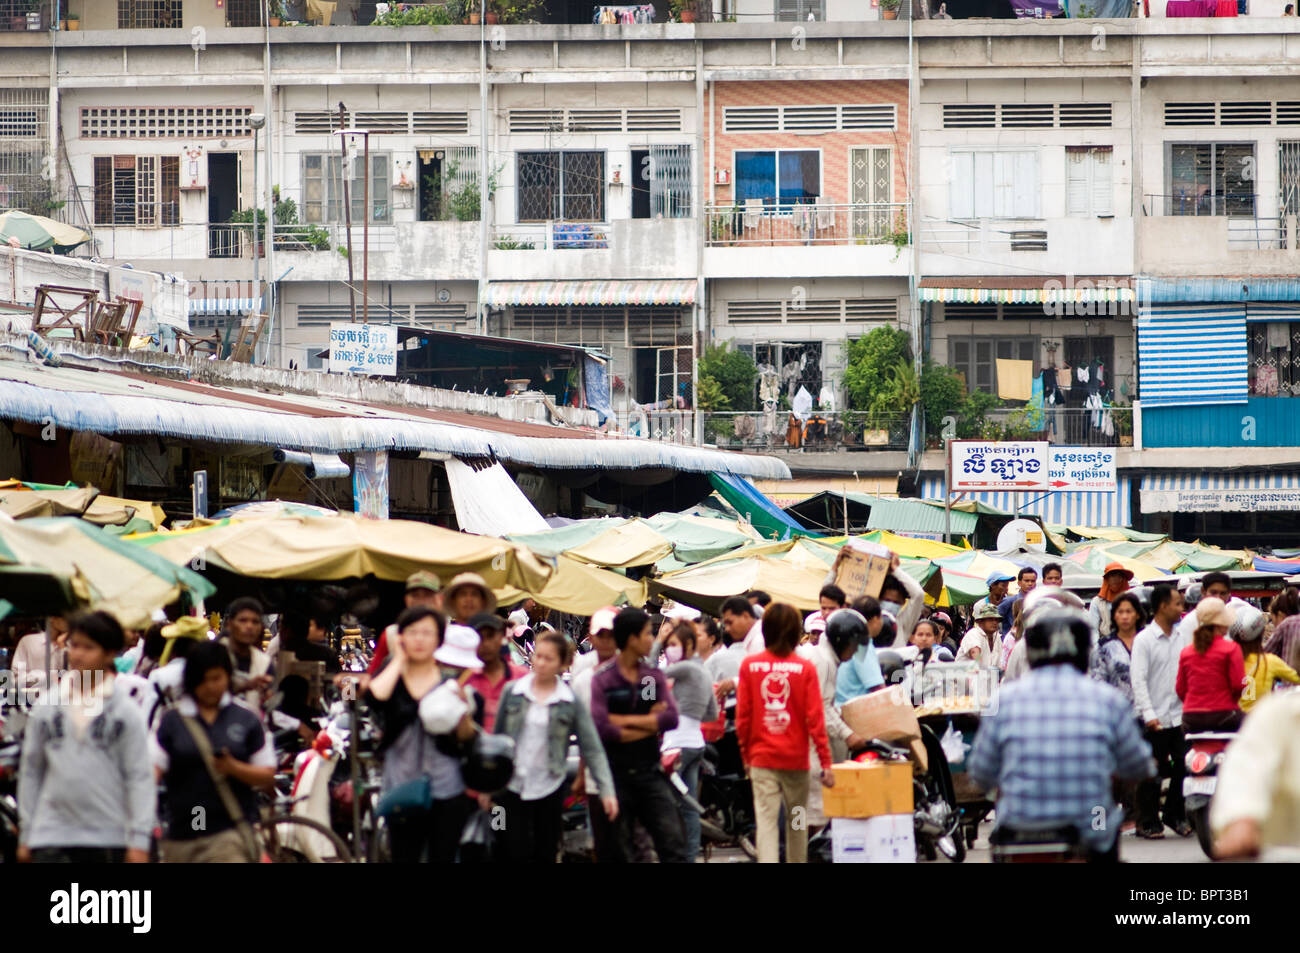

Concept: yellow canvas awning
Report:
left=0, top=484, right=166, bottom=529
left=652, top=554, right=828, bottom=613
left=566, top=520, right=674, bottom=570
left=129, top=515, right=552, bottom=593
left=496, top=555, right=646, bottom=616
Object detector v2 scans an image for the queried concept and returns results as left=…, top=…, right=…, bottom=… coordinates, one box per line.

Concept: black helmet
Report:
left=877, top=649, right=906, bottom=685
left=872, top=612, right=897, bottom=649
left=1024, top=606, right=1093, bottom=673
left=825, top=608, right=867, bottom=657
left=461, top=732, right=516, bottom=793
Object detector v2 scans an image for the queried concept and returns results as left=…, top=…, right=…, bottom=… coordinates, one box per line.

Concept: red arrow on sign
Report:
left=1051, top=480, right=1071, bottom=487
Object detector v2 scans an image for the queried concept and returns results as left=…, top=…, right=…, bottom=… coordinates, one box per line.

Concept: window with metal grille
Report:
left=1248, top=320, right=1300, bottom=397
left=508, top=110, right=565, bottom=133
left=1064, top=336, right=1114, bottom=377
left=1058, top=103, right=1113, bottom=128
left=300, top=152, right=392, bottom=225
left=80, top=107, right=253, bottom=139
left=516, top=151, right=605, bottom=222
left=294, top=111, right=349, bottom=134
left=641, top=144, right=691, bottom=219
left=775, top=0, right=824, bottom=20
left=1166, top=142, right=1255, bottom=216
left=727, top=298, right=897, bottom=325
left=0, top=89, right=50, bottom=216
left=943, top=105, right=997, bottom=129
left=355, top=112, right=410, bottom=133
left=413, top=111, right=471, bottom=134
left=950, top=336, right=1037, bottom=395
left=1281, top=141, right=1300, bottom=246
left=626, top=109, right=682, bottom=132
left=117, top=0, right=182, bottom=28
left=92, top=155, right=179, bottom=226
left=1000, top=104, right=1055, bottom=129
left=841, top=105, right=897, bottom=130
left=1219, top=102, right=1273, bottom=126
left=225, top=0, right=262, bottom=26
left=738, top=341, right=823, bottom=398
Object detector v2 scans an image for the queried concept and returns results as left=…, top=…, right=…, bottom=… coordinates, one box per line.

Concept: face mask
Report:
left=880, top=601, right=902, bottom=617
left=664, top=645, right=684, bottom=664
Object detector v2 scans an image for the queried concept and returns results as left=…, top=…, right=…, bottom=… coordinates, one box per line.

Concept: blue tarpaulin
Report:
left=708, top=473, right=821, bottom=540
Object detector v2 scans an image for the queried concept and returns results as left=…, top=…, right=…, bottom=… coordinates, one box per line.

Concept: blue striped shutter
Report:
left=1137, top=304, right=1248, bottom=407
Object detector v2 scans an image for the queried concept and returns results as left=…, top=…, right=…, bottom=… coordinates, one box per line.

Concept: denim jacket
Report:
left=494, top=675, right=615, bottom=800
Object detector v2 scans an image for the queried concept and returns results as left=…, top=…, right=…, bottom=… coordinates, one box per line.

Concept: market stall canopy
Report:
left=642, top=512, right=757, bottom=568
left=787, top=491, right=980, bottom=538
left=127, top=515, right=552, bottom=594
left=751, top=476, right=898, bottom=509
left=651, top=553, right=830, bottom=613
left=0, top=517, right=214, bottom=628
left=708, top=473, right=820, bottom=540
left=0, top=210, right=90, bottom=253
left=0, top=480, right=166, bottom=532
left=496, top=554, right=646, bottom=616
left=211, top=500, right=340, bottom=521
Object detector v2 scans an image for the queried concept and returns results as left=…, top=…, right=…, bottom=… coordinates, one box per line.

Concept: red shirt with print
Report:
left=736, top=649, right=831, bottom=772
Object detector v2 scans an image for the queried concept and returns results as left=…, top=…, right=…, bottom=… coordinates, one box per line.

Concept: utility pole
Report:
left=338, top=102, right=356, bottom=323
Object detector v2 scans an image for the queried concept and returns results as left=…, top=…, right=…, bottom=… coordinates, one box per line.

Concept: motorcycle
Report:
left=697, top=731, right=757, bottom=860
left=1184, top=730, right=1236, bottom=859
left=988, top=824, right=1088, bottom=863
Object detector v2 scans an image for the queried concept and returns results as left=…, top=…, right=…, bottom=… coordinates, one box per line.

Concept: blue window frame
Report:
left=735, top=149, right=821, bottom=208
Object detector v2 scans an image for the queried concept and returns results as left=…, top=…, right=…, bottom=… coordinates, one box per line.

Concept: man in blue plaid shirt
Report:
left=970, top=603, right=1155, bottom=861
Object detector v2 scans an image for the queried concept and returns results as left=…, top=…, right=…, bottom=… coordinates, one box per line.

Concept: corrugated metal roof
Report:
left=1139, top=277, right=1300, bottom=303
left=0, top=360, right=790, bottom=479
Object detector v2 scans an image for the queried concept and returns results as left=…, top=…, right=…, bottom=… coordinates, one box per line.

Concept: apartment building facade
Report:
left=6, top=13, right=1300, bottom=542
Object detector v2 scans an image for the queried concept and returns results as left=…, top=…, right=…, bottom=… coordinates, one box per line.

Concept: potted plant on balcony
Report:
left=670, top=0, right=697, bottom=22
left=880, top=0, right=901, bottom=19
left=497, top=0, right=542, bottom=23
left=268, top=0, right=285, bottom=26
left=66, top=11, right=80, bottom=30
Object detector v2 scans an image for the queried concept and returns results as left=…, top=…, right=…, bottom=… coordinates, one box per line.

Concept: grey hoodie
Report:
left=18, top=676, right=156, bottom=851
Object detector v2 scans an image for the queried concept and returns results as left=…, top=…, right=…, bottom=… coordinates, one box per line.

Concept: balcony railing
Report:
left=978, top=406, right=1132, bottom=448
left=1143, top=192, right=1257, bottom=218
left=703, top=203, right=907, bottom=247
left=701, top=411, right=911, bottom=451
left=491, top=222, right=611, bottom=250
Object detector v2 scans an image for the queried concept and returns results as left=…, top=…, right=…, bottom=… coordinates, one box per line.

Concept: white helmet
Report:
left=1229, top=604, right=1267, bottom=644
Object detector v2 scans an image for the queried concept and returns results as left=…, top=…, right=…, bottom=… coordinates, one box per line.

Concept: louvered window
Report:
left=1066, top=146, right=1113, bottom=217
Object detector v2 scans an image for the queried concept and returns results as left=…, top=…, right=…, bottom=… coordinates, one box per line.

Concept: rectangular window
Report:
left=951, top=336, right=1037, bottom=395
left=516, top=151, right=605, bottom=222
left=1066, top=146, right=1113, bottom=217
left=299, top=152, right=392, bottom=225
left=93, top=154, right=179, bottom=226
left=949, top=149, right=1040, bottom=220
left=117, top=0, right=182, bottom=28
left=775, top=0, right=824, bottom=19
left=1166, top=142, right=1255, bottom=216
left=735, top=150, right=821, bottom=209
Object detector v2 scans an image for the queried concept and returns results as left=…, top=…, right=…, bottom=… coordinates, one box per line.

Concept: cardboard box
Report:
left=831, top=815, right=916, bottom=863
left=833, top=541, right=892, bottom=600
left=841, top=685, right=921, bottom=744
left=822, top=760, right=914, bottom=819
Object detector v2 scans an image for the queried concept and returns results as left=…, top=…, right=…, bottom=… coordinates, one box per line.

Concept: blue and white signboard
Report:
left=951, top=440, right=1050, bottom=492
left=1048, top=447, right=1117, bottom=493
left=329, top=323, right=397, bottom=376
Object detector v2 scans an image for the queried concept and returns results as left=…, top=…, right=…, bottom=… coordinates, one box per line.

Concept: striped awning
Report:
left=486, top=280, right=696, bottom=308
left=1137, top=304, right=1247, bottom=407
left=188, top=296, right=264, bottom=315
left=920, top=475, right=1132, bottom=528
left=1141, top=471, right=1300, bottom=514
left=1138, top=277, right=1300, bottom=303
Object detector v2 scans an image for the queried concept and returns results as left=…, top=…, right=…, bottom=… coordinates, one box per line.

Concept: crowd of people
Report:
left=5, top=552, right=1300, bottom=864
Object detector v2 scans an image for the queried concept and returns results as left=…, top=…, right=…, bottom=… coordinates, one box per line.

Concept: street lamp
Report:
left=249, top=112, right=266, bottom=333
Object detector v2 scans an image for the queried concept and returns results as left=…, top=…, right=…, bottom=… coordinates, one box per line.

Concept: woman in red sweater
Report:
left=735, top=602, right=834, bottom=864
left=1176, top=598, right=1245, bottom=733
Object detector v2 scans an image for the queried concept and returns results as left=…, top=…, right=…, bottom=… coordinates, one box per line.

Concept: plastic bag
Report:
left=940, top=722, right=970, bottom=766
left=457, top=808, right=497, bottom=864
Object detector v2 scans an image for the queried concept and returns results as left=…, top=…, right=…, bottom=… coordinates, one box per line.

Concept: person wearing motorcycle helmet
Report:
left=1003, top=586, right=1089, bottom=682
left=968, top=604, right=1156, bottom=862
left=834, top=601, right=886, bottom=705
left=1231, top=604, right=1300, bottom=712
left=798, top=609, right=868, bottom=799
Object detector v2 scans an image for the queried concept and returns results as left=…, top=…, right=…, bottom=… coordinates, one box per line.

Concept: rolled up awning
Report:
left=486, top=280, right=696, bottom=308
left=918, top=276, right=1135, bottom=305
left=189, top=296, right=264, bottom=315
left=273, top=449, right=350, bottom=479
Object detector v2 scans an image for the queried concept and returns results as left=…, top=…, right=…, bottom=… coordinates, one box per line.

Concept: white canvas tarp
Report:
left=445, top=458, right=549, bottom=538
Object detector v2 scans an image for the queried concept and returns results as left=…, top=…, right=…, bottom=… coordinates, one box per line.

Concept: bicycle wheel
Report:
left=260, top=815, right=353, bottom=863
